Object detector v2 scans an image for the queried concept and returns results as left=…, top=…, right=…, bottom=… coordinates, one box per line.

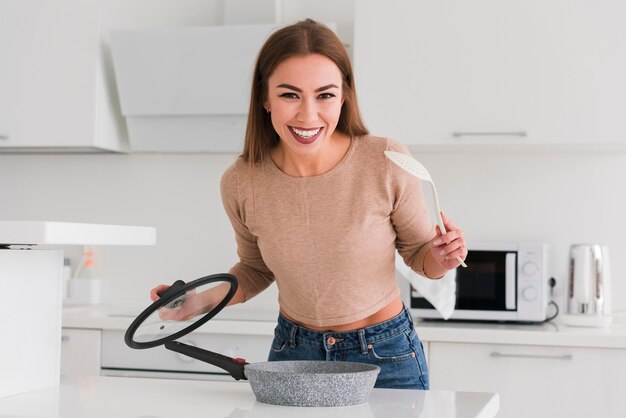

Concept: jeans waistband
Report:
left=274, top=306, right=415, bottom=352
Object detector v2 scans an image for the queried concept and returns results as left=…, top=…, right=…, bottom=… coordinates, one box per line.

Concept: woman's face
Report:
left=265, top=54, right=344, bottom=158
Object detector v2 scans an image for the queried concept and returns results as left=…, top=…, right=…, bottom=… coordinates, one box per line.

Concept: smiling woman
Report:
left=266, top=54, right=348, bottom=176
left=150, top=18, right=468, bottom=391
left=241, top=18, right=368, bottom=168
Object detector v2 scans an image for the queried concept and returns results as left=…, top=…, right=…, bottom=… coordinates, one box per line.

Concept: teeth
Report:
left=292, top=127, right=321, bottom=138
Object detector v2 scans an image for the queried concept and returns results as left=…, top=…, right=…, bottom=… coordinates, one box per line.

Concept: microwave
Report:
left=410, top=242, right=550, bottom=323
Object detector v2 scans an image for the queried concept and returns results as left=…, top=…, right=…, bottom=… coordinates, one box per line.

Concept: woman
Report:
left=152, top=19, right=466, bottom=390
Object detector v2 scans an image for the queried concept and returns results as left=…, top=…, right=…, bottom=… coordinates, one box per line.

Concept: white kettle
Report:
left=562, top=244, right=612, bottom=327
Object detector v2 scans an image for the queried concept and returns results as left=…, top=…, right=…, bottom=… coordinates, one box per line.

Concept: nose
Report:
left=297, top=97, right=317, bottom=122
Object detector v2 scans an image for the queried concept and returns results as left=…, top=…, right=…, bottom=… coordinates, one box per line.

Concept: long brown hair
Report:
left=242, top=19, right=369, bottom=163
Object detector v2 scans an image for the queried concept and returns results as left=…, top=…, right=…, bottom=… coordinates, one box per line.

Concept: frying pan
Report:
left=125, top=273, right=380, bottom=407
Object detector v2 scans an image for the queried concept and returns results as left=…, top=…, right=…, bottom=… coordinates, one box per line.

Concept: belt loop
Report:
left=358, top=329, right=368, bottom=355
left=289, top=324, right=298, bottom=349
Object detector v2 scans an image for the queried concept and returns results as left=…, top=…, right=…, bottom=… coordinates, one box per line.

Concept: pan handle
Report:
left=164, top=341, right=248, bottom=380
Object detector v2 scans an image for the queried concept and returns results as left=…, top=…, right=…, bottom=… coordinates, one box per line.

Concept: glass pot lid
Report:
left=124, top=273, right=237, bottom=349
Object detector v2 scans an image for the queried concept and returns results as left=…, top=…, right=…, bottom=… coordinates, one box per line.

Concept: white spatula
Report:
left=384, top=150, right=467, bottom=268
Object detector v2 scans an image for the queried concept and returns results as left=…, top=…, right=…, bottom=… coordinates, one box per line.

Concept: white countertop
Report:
left=63, top=304, right=626, bottom=349
left=0, top=375, right=499, bottom=418
left=0, top=221, right=156, bottom=246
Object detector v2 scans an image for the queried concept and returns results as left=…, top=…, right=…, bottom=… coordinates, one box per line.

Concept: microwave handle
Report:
left=505, top=253, right=516, bottom=310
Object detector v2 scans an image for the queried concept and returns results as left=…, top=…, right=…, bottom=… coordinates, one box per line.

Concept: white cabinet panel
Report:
left=354, top=0, right=626, bottom=150
left=101, top=330, right=273, bottom=376
left=429, top=342, right=626, bottom=418
left=0, top=0, right=127, bottom=152
left=1, top=250, right=63, bottom=397
left=61, top=329, right=102, bottom=376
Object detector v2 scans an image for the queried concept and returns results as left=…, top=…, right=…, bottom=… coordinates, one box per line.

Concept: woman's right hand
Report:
left=149, top=282, right=231, bottom=321
left=150, top=284, right=202, bottom=321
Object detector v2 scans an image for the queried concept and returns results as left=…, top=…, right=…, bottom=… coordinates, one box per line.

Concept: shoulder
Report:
left=354, top=135, right=421, bottom=191
left=220, top=156, right=247, bottom=196
left=351, top=135, right=411, bottom=167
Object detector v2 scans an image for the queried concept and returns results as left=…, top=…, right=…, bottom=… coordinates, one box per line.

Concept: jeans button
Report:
left=327, top=337, right=336, bottom=346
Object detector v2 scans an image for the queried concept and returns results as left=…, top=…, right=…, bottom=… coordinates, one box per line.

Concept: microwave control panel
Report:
left=516, top=243, right=549, bottom=320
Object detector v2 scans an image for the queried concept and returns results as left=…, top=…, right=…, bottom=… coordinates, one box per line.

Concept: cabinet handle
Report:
left=0, top=134, right=9, bottom=140
left=61, top=335, right=70, bottom=342
left=490, top=352, right=572, bottom=361
left=452, top=131, right=528, bottom=137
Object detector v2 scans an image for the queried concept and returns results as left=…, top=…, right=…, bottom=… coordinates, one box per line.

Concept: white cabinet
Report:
left=0, top=0, right=128, bottom=152
left=429, top=342, right=626, bottom=418
left=60, top=328, right=102, bottom=376
left=1, top=249, right=63, bottom=398
left=109, top=24, right=276, bottom=153
left=100, top=329, right=273, bottom=377
left=354, top=0, right=626, bottom=150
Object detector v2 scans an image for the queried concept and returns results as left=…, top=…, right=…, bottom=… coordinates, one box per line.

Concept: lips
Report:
left=288, top=126, right=323, bottom=145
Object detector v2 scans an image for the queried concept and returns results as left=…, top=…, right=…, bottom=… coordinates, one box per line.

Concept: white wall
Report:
left=0, top=153, right=276, bottom=314
left=1, top=150, right=624, bottom=316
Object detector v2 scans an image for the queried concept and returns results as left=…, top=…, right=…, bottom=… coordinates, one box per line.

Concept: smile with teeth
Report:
left=290, top=127, right=322, bottom=139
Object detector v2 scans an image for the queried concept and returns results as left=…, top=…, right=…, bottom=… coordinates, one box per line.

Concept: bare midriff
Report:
left=281, top=296, right=405, bottom=332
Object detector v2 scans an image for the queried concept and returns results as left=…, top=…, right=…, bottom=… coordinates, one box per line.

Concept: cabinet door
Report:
left=60, top=328, right=102, bottom=376
left=429, top=342, right=626, bottom=418
left=100, top=330, right=273, bottom=375
left=354, top=0, right=626, bottom=148
left=0, top=0, right=120, bottom=150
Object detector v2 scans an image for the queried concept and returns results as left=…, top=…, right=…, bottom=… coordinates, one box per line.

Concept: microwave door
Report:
left=454, top=250, right=513, bottom=311
left=505, top=252, right=517, bottom=310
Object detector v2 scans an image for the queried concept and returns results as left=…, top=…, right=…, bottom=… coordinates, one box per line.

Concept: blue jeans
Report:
left=267, top=306, right=429, bottom=390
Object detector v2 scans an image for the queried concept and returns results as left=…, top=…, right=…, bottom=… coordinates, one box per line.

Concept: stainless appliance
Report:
left=562, top=244, right=612, bottom=327
left=410, top=242, right=550, bottom=322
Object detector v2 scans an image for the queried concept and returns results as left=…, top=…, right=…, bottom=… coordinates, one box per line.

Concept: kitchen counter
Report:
left=0, top=221, right=156, bottom=246
left=63, top=304, right=626, bottom=349
left=0, top=375, right=499, bottom=418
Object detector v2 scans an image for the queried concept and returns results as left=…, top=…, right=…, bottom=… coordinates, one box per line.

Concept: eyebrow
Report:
left=276, top=83, right=339, bottom=93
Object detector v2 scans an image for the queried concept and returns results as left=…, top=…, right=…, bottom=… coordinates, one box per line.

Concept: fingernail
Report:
left=433, top=239, right=442, bottom=245
left=439, top=250, right=446, bottom=256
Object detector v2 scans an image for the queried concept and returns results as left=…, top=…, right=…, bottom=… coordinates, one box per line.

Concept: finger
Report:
left=435, top=229, right=463, bottom=247
left=150, top=285, right=169, bottom=301
left=443, top=241, right=464, bottom=259
left=441, top=211, right=459, bottom=231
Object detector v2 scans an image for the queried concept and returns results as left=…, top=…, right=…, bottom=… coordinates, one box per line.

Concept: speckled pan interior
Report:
left=244, top=360, right=380, bottom=407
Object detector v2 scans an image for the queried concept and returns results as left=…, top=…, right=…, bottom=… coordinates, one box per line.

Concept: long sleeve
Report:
left=220, top=161, right=275, bottom=301
left=385, top=140, right=439, bottom=278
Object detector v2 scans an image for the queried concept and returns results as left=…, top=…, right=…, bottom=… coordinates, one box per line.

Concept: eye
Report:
left=279, top=92, right=299, bottom=99
left=318, top=93, right=336, bottom=100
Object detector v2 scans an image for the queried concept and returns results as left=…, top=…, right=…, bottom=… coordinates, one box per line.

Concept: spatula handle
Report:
left=431, top=185, right=467, bottom=268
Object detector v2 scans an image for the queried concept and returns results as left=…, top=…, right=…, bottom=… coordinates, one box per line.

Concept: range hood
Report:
left=109, top=24, right=276, bottom=153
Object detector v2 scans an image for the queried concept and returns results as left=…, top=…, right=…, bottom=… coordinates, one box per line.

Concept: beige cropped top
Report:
left=220, top=135, right=436, bottom=327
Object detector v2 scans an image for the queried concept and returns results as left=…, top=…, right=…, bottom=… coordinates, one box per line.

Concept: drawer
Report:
left=61, top=328, right=102, bottom=376
left=429, top=342, right=626, bottom=418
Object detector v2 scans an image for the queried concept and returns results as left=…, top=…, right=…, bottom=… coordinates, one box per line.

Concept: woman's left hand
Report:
left=431, top=212, right=467, bottom=270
